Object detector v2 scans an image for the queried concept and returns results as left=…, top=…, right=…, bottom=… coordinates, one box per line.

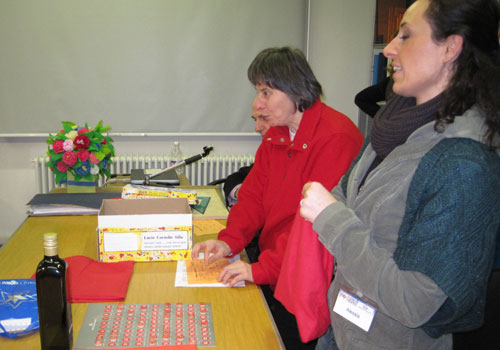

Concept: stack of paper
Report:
left=26, top=193, right=121, bottom=216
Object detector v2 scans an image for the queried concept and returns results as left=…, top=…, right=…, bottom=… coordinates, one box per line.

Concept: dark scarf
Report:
left=371, top=93, right=443, bottom=157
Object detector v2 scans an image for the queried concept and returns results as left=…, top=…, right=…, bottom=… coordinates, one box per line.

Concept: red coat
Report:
left=218, top=99, right=363, bottom=287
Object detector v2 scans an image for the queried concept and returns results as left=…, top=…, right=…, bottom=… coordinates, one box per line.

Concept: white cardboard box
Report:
left=97, top=198, right=192, bottom=262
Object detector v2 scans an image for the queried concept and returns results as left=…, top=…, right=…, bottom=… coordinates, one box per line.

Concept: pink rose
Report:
left=63, top=139, right=74, bottom=152
left=62, top=151, right=77, bottom=167
left=53, top=140, right=65, bottom=153
left=77, top=150, right=90, bottom=162
left=74, top=135, right=90, bottom=150
left=78, top=128, right=91, bottom=134
left=89, top=153, right=100, bottom=164
left=57, top=161, right=68, bottom=172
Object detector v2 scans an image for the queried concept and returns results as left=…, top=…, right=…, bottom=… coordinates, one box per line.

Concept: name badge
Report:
left=333, top=288, right=376, bottom=332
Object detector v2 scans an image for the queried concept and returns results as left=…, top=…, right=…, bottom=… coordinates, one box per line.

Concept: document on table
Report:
left=27, top=205, right=100, bottom=216
left=175, top=254, right=245, bottom=288
left=26, top=193, right=121, bottom=216
left=193, top=220, right=226, bottom=236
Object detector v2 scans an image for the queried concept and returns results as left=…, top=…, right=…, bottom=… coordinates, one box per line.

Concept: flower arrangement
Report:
left=46, top=121, right=115, bottom=185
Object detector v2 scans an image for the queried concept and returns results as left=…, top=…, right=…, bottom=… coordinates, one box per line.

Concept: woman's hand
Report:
left=192, top=239, right=231, bottom=265
left=300, top=181, right=337, bottom=223
left=218, top=260, right=253, bottom=287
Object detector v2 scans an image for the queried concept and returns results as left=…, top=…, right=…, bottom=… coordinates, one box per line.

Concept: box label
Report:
left=98, top=226, right=193, bottom=262
left=103, top=233, right=139, bottom=252
left=142, top=231, right=189, bottom=251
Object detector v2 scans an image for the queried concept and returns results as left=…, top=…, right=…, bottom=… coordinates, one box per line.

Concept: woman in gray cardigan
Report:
left=299, top=0, right=500, bottom=349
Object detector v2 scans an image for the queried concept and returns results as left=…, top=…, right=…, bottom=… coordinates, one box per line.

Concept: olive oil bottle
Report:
left=35, top=233, right=73, bottom=350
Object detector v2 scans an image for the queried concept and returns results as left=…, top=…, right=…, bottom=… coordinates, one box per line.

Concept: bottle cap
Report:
left=43, top=232, right=58, bottom=256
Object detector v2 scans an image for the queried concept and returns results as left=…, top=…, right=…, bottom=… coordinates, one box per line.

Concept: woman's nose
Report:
left=254, top=95, right=266, bottom=110
left=383, top=37, right=397, bottom=59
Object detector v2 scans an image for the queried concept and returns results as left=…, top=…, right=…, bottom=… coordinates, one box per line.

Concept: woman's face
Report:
left=383, top=0, right=453, bottom=104
left=253, top=83, right=297, bottom=128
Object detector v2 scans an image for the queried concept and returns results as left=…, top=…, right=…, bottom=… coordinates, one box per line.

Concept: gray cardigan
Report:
left=314, top=108, right=500, bottom=350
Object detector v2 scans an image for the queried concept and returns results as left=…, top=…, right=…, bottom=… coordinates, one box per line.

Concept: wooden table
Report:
left=0, top=193, right=283, bottom=349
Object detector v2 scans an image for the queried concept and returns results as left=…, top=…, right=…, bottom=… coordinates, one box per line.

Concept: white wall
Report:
left=308, top=0, right=377, bottom=120
left=0, top=0, right=376, bottom=244
left=0, top=0, right=306, bottom=135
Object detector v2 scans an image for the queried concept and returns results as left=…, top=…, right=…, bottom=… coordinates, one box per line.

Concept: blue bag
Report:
left=0, top=279, right=39, bottom=339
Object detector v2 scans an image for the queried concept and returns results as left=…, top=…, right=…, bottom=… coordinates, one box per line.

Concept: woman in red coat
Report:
left=192, top=46, right=363, bottom=349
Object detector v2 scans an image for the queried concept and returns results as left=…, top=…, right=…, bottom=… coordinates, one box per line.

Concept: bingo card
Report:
left=75, top=303, right=215, bottom=348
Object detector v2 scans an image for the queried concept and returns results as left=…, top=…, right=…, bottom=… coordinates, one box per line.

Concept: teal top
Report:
left=394, top=137, right=500, bottom=337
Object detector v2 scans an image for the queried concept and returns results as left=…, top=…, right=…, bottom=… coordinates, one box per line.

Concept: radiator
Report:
left=33, top=154, right=255, bottom=194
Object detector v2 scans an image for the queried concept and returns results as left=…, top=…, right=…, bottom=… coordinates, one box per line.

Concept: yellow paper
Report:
left=186, top=259, right=230, bottom=284
left=193, top=220, right=225, bottom=236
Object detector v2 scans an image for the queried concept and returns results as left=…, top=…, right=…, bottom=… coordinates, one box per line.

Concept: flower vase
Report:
left=66, top=172, right=96, bottom=193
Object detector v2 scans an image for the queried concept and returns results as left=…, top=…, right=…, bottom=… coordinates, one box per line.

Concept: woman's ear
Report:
left=443, top=34, right=464, bottom=63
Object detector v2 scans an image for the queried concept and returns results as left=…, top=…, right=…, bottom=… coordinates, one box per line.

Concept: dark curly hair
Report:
left=247, top=47, right=322, bottom=112
left=426, top=0, right=500, bottom=149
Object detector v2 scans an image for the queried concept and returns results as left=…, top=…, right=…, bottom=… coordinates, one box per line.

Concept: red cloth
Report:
left=275, top=209, right=334, bottom=343
left=65, top=256, right=134, bottom=302
left=218, top=99, right=363, bottom=288
left=33, top=256, right=135, bottom=303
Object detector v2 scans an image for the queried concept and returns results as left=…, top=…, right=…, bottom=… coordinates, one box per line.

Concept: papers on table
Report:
left=175, top=254, right=245, bottom=288
left=193, top=220, right=226, bottom=236
left=26, top=187, right=227, bottom=218
left=26, top=193, right=121, bottom=216
left=27, top=205, right=100, bottom=216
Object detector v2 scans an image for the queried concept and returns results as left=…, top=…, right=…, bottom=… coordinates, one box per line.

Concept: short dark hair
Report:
left=426, top=0, right=500, bottom=148
left=247, top=47, right=322, bottom=112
